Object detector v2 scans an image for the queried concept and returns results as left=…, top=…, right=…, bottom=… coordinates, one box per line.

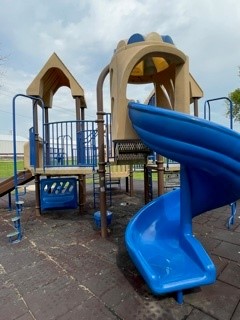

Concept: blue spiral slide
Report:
left=125, top=102, right=240, bottom=303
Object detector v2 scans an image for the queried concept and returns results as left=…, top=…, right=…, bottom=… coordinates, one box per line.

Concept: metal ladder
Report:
left=7, top=201, right=24, bottom=243
left=144, top=165, right=153, bottom=203
left=7, top=180, right=28, bottom=243
left=7, top=94, right=44, bottom=243
left=93, top=165, right=112, bottom=208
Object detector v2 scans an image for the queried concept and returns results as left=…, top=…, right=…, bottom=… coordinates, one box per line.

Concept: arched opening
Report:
left=48, top=86, right=75, bottom=123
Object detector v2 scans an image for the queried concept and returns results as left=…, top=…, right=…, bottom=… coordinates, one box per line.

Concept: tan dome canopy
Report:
left=110, top=32, right=203, bottom=141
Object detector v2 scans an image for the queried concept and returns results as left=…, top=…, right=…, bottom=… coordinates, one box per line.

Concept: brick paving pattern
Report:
left=0, top=180, right=240, bottom=319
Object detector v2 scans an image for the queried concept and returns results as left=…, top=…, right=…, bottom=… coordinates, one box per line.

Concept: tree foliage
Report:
left=227, top=88, right=240, bottom=121
left=227, top=67, right=240, bottom=122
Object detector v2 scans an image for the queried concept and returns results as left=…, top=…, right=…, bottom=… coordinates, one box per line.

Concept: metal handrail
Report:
left=203, top=97, right=233, bottom=129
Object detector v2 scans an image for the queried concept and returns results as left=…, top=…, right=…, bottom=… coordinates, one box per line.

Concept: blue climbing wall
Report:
left=40, top=177, right=78, bottom=211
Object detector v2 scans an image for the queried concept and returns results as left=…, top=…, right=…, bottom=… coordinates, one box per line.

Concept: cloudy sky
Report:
left=0, top=0, right=240, bottom=137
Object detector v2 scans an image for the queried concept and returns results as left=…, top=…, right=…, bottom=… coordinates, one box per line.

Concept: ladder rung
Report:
left=7, top=231, right=19, bottom=238
left=16, top=186, right=26, bottom=191
left=16, top=201, right=24, bottom=205
left=11, top=216, right=20, bottom=222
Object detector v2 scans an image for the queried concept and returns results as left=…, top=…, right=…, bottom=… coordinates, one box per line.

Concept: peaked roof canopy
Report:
left=26, top=52, right=87, bottom=108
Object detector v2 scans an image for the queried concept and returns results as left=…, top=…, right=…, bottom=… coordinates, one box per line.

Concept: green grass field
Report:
left=86, top=171, right=147, bottom=184
left=133, top=171, right=157, bottom=181
left=0, top=160, right=24, bottom=178
left=0, top=160, right=157, bottom=181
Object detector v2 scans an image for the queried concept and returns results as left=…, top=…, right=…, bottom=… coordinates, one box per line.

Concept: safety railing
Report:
left=42, top=120, right=98, bottom=169
left=29, top=114, right=113, bottom=170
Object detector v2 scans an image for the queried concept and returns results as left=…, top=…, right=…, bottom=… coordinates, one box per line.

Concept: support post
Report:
left=75, top=97, right=81, bottom=121
left=96, top=65, right=110, bottom=238
left=79, top=104, right=87, bottom=199
left=193, top=97, right=199, bottom=117
left=80, top=105, right=85, bottom=121
left=156, top=155, right=165, bottom=196
left=129, top=165, right=134, bottom=197
left=35, top=174, right=41, bottom=217
left=8, top=192, right=12, bottom=211
left=78, top=174, right=86, bottom=213
left=44, top=107, right=50, bottom=166
left=125, top=177, right=129, bottom=193
left=33, top=100, right=40, bottom=169
left=176, top=291, right=184, bottom=304
left=33, top=99, right=41, bottom=217
left=144, top=164, right=150, bottom=204
left=76, top=97, right=87, bottom=196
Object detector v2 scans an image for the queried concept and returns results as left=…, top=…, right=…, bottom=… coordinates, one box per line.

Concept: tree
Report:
left=226, top=67, right=240, bottom=122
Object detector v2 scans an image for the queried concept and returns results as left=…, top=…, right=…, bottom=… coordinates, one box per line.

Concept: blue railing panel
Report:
left=43, top=120, right=98, bottom=169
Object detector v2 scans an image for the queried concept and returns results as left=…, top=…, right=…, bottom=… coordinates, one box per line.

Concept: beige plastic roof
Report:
left=26, top=52, right=86, bottom=108
left=189, top=73, right=203, bottom=100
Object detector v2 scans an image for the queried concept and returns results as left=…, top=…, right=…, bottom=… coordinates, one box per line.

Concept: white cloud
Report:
left=0, top=0, right=240, bottom=136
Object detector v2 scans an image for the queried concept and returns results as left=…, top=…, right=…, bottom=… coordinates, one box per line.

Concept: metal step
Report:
left=16, top=185, right=27, bottom=196
left=11, top=216, right=21, bottom=229
left=11, top=216, right=20, bottom=222
left=15, top=200, right=24, bottom=205
left=15, top=200, right=24, bottom=213
left=7, top=231, right=21, bottom=243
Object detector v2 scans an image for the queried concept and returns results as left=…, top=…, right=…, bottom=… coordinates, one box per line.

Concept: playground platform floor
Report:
left=0, top=180, right=240, bottom=320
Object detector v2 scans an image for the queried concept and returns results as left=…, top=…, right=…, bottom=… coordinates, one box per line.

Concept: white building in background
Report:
left=0, top=134, right=28, bottom=157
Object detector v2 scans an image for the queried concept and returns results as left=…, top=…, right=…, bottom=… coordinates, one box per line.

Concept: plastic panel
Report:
left=40, top=177, right=77, bottom=211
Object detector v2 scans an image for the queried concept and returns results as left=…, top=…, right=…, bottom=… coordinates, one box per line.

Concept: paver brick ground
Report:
left=0, top=181, right=240, bottom=319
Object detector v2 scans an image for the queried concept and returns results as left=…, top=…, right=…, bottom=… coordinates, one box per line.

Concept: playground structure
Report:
left=1, top=31, right=239, bottom=303
left=1, top=53, right=133, bottom=242
left=96, top=32, right=203, bottom=237
left=16, top=53, right=93, bottom=218
left=95, top=32, right=239, bottom=303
